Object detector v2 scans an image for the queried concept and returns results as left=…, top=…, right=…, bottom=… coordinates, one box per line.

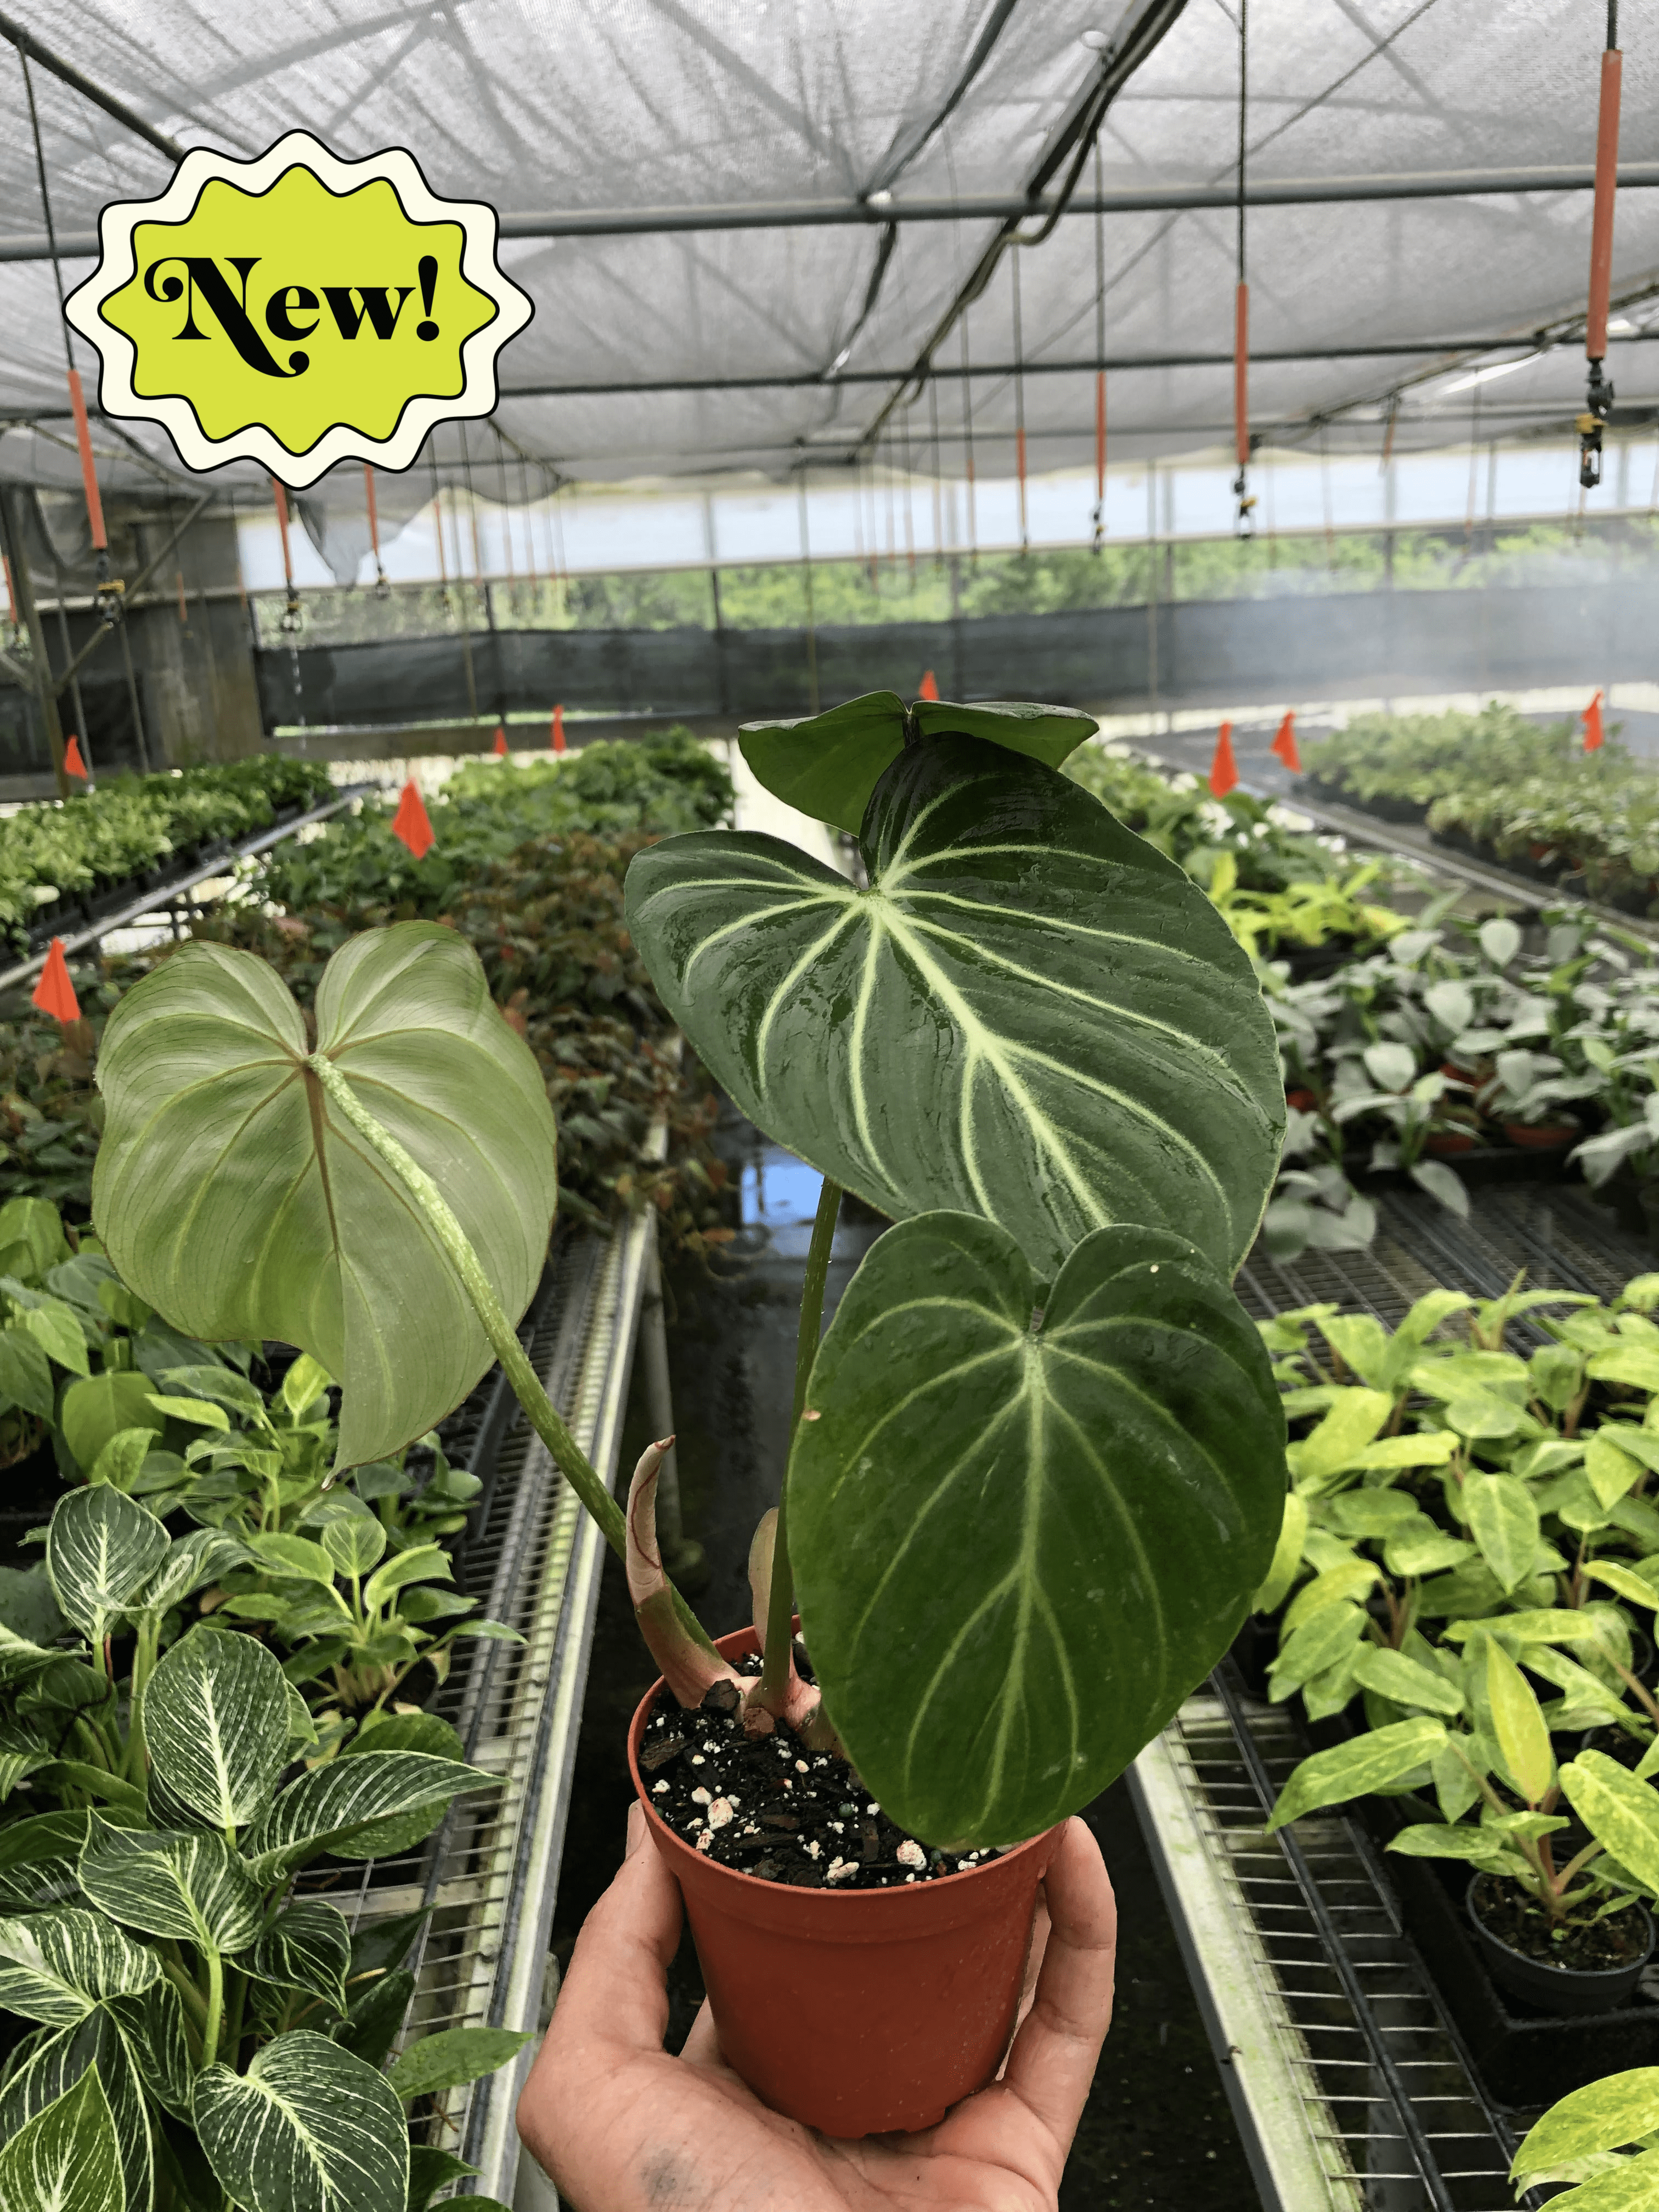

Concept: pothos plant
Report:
left=88, top=691, right=1290, bottom=1862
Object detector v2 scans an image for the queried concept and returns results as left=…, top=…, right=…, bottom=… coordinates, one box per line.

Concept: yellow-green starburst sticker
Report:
left=65, top=132, right=533, bottom=487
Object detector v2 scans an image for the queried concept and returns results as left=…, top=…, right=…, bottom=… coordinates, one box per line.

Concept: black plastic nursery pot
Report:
left=1357, top=1790, right=1659, bottom=2104
left=1465, top=1874, right=1654, bottom=2018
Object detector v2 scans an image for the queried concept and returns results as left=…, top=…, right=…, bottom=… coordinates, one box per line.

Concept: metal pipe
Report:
left=7, top=163, right=1659, bottom=266
left=0, top=7, right=185, bottom=165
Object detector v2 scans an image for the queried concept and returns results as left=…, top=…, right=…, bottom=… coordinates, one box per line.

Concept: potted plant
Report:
left=1476, top=1046, right=1601, bottom=1152
left=88, top=689, right=1291, bottom=2137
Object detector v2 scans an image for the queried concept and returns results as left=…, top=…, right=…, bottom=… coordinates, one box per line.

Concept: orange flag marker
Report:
left=63, top=735, right=87, bottom=779
left=1583, top=690, right=1605, bottom=752
left=1209, top=721, right=1239, bottom=798
left=918, top=669, right=940, bottom=700
left=493, top=726, right=509, bottom=757
left=551, top=702, right=567, bottom=755
left=390, top=779, right=435, bottom=859
left=32, top=938, right=80, bottom=1022
left=1269, top=709, right=1301, bottom=773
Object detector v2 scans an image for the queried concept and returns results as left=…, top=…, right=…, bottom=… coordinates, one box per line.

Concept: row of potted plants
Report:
left=1302, top=702, right=1659, bottom=917
left=0, top=756, right=337, bottom=953
left=1245, top=1272, right=1659, bottom=2125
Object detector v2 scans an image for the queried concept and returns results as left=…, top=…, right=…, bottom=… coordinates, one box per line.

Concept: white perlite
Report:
left=896, top=1840, right=927, bottom=1870
left=708, top=1798, right=735, bottom=1830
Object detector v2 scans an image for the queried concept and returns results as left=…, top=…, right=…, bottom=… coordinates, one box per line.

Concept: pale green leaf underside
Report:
left=92, top=924, right=558, bottom=1468
left=627, top=738, right=1282, bottom=1280
left=193, top=2030, right=408, bottom=2212
left=788, top=1215, right=1286, bottom=1847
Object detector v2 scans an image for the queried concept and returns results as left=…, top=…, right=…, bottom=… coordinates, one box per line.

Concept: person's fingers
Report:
left=999, top=1816, right=1116, bottom=2146
left=540, top=1807, right=684, bottom=2066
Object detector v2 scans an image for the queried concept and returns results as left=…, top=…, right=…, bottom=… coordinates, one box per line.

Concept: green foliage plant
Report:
left=1509, top=2066, right=1659, bottom=2204
left=92, top=691, right=1291, bottom=1863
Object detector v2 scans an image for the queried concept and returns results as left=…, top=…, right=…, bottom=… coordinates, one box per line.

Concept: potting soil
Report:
left=641, top=1667, right=1006, bottom=1888
left=1471, top=1872, right=1651, bottom=1971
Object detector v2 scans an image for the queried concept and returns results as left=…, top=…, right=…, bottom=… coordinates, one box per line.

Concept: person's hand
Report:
left=517, top=1802, right=1115, bottom=2212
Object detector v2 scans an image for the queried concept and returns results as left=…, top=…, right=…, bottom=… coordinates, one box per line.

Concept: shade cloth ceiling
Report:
left=1, top=0, right=1655, bottom=530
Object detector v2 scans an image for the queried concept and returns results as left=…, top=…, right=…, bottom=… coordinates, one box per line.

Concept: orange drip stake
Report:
left=66, top=369, right=106, bottom=551
left=1584, top=690, right=1605, bottom=752
left=33, top=939, right=81, bottom=1023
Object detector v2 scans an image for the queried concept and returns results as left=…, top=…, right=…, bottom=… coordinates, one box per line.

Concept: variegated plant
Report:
left=89, top=693, right=1288, bottom=1861
left=0, top=1486, right=522, bottom=2212
left=1, top=1517, right=522, bottom=2212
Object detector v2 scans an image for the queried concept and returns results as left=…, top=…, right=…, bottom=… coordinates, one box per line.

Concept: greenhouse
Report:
left=6, top=3, right=1659, bottom=2208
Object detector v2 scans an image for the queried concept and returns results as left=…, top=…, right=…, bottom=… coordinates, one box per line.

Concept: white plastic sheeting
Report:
left=1, top=0, right=1656, bottom=515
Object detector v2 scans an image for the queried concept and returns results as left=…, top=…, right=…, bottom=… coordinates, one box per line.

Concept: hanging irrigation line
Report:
left=1011, top=247, right=1029, bottom=552
left=1092, top=138, right=1108, bottom=550
left=1233, top=0, right=1255, bottom=537
left=1580, top=0, right=1623, bottom=488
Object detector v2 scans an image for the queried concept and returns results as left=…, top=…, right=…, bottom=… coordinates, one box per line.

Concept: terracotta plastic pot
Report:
left=627, top=1623, right=1061, bottom=2136
left=1504, top=1120, right=1578, bottom=1151
left=1424, top=1129, right=1479, bottom=1156
left=1284, top=1087, right=1318, bottom=1113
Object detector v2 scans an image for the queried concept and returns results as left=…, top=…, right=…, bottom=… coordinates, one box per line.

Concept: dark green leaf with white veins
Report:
left=78, top=1815, right=262, bottom=1953
left=738, top=690, right=1098, bottom=835
left=250, top=1899, right=352, bottom=2013
left=0, top=2064, right=124, bottom=2212
left=92, top=924, right=558, bottom=1470
left=627, top=737, right=1282, bottom=1280
left=0, top=1909, right=159, bottom=2027
left=240, top=1751, right=499, bottom=1886
left=193, top=2029, right=408, bottom=2212
left=788, top=1215, right=1286, bottom=1847
left=144, top=1626, right=290, bottom=1829
left=0, top=2004, right=153, bottom=2212
left=46, top=1487, right=169, bottom=1644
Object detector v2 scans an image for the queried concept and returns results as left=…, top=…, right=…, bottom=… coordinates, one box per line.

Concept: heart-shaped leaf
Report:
left=46, top=1488, right=169, bottom=1646
left=92, top=923, right=557, bottom=1469
left=143, top=1626, right=291, bottom=1830
left=193, top=2029, right=408, bottom=2212
left=739, top=691, right=1099, bottom=834
left=0, top=2063, right=123, bottom=2212
left=0, top=1329, right=54, bottom=1421
left=627, top=737, right=1282, bottom=1281
left=788, top=1214, right=1286, bottom=1846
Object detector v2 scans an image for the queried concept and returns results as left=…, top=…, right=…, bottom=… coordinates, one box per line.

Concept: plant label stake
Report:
left=63, top=734, right=88, bottom=780
left=918, top=669, right=939, bottom=700
left=1584, top=690, right=1605, bottom=752
left=551, top=702, right=566, bottom=755
left=1210, top=720, right=1239, bottom=797
left=1270, top=710, right=1301, bottom=772
left=33, top=938, right=81, bottom=1023
left=492, top=725, right=509, bottom=757
left=390, top=779, right=435, bottom=857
